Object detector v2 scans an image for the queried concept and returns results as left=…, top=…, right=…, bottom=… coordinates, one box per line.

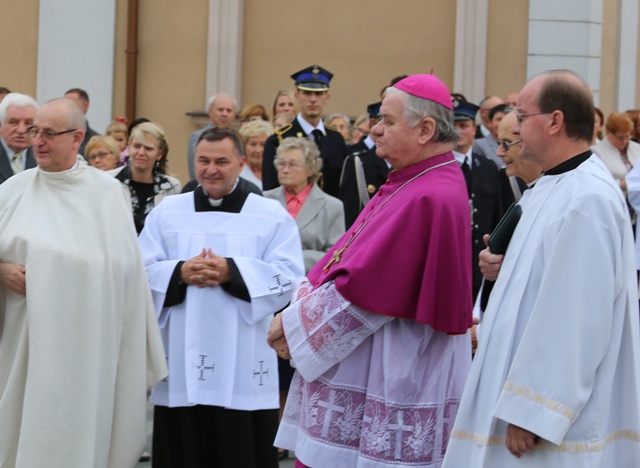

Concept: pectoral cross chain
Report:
left=323, top=247, right=346, bottom=272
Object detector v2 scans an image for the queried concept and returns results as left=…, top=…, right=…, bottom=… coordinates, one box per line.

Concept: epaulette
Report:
left=275, top=124, right=293, bottom=143
left=325, top=124, right=337, bottom=132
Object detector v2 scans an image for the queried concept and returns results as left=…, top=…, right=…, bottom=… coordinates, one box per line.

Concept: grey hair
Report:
left=353, top=114, right=369, bottom=128
left=274, top=137, right=323, bottom=184
left=0, top=93, right=38, bottom=124
left=238, top=119, right=275, bottom=143
left=324, top=113, right=351, bottom=129
left=386, top=87, right=459, bottom=144
left=207, top=93, right=238, bottom=113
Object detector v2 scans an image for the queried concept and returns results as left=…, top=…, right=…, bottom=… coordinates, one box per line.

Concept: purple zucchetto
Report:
left=393, top=74, right=453, bottom=110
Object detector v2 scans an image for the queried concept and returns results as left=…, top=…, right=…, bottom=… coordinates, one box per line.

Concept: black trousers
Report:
left=152, top=404, right=279, bottom=468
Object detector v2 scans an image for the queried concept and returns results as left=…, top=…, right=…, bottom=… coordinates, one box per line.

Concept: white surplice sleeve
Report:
left=281, top=279, right=393, bottom=382
left=493, top=202, right=623, bottom=445
left=233, top=208, right=305, bottom=325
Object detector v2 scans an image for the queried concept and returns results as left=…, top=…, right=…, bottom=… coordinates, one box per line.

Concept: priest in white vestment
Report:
left=138, top=127, right=304, bottom=468
left=444, top=71, right=640, bottom=467
left=0, top=98, right=167, bottom=468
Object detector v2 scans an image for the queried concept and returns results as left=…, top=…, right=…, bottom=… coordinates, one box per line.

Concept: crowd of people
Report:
left=1, top=65, right=640, bottom=468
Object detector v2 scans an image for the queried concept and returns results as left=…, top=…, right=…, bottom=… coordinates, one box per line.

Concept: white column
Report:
left=453, top=0, right=490, bottom=103
left=617, top=0, right=639, bottom=110
left=527, top=0, right=603, bottom=104
left=205, top=0, right=244, bottom=107
left=36, top=0, right=116, bottom=133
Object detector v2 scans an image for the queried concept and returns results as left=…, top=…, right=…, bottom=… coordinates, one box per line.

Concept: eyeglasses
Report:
left=515, top=112, right=549, bottom=124
left=28, top=127, right=78, bottom=140
left=497, top=140, right=522, bottom=151
left=88, top=151, right=113, bottom=161
left=275, top=161, right=303, bottom=170
left=613, top=133, right=631, bottom=142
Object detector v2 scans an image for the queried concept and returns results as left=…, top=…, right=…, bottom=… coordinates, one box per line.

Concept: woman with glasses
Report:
left=592, top=112, right=640, bottom=194
left=109, top=122, right=181, bottom=233
left=84, top=135, right=120, bottom=171
left=264, top=137, right=345, bottom=272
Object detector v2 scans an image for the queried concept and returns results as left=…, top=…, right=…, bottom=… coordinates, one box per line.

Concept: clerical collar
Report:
left=527, top=175, right=541, bottom=188
left=543, top=150, right=591, bottom=176
left=297, top=113, right=326, bottom=136
left=194, top=182, right=249, bottom=213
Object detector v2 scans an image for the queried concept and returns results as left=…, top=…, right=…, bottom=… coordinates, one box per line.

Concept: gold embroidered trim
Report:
left=503, top=380, right=575, bottom=422
left=450, top=429, right=640, bottom=453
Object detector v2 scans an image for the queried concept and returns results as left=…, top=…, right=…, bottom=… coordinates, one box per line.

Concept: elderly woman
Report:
left=325, top=113, right=351, bottom=143
left=84, top=135, right=120, bottom=171
left=110, top=122, right=181, bottom=233
left=350, top=114, right=370, bottom=145
left=238, top=119, right=274, bottom=190
left=263, top=137, right=345, bottom=272
left=592, top=112, right=640, bottom=193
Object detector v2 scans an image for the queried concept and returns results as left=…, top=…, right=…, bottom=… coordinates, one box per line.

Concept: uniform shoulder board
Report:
left=275, top=124, right=293, bottom=143
left=325, top=124, right=337, bottom=132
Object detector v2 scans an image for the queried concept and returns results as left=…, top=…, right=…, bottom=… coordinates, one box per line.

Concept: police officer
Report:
left=262, top=65, right=346, bottom=198
left=338, top=101, right=390, bottom=228
left=452, top=97, right=503, bottom=299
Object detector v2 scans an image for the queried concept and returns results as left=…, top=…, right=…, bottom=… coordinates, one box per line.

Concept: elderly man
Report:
left=339, top=101, right=390, bottom=228
left=262, top=65, right=346, bottom=198
left=495, top=110, right=543, bottom=210
left=473, top=111, right=543, bottom=343
left=139, top=127, right=304, bottom=468
left=187, top=93, right=237, bottom=179
left=268, top=74, right=473, bottom=467
left=64, top=87, right=100, bottom=155
left=443, top=70, right=640, bottom=466
left=0, top=93, right=37, bottom=184
left=473, top=103, right=509, bottom=167
left=475, top=95, right=504, bottom=139
left=0, top=98, right=167, bottom=467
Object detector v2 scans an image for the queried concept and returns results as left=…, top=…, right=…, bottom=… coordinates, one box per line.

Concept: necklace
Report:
left=323, top=158, right=456, bottom=272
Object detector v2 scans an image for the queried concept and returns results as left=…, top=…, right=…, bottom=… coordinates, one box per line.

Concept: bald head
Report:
left=514, top=70, right=594, bottom=170
left=32, top=99, right=86, bottom=172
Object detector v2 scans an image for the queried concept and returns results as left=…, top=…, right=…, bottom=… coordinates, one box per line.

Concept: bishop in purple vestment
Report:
left=268, top=74, right=473, bottom=468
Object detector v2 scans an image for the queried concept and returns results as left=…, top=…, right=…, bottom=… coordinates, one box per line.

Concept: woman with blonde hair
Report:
left=271, top=90, right=296, bottom=123
left=238, top=120, right=274, bottom=190
left=110, top=122, right=181, bottom=233
left=84, top=135, right=120, bottom=171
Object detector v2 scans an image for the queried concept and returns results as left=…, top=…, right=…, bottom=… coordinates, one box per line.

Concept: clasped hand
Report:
left=180, top=248, right=230, bottom=288
left=267, top=314, right=291, bottom=360
left=0, top=262, right=26, bottom=296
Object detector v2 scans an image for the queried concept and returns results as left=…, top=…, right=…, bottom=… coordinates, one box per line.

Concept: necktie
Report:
left=311, top=129, right=323, bottom=149
left=11, top=151, right=24, bottom=174
left=460, top=158, right=471, bottom=196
